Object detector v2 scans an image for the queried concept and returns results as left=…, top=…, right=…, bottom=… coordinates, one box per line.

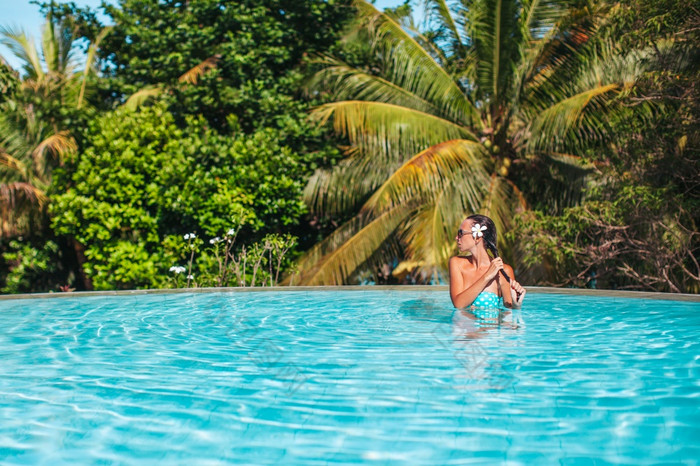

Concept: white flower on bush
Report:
left=169, top=266, right=186, bottom=274
left=227, top=229, right=235, bottom=236
left=186, top=274, right=195, bottom=280
left=184, top=233, right=196, bottom=240
left=209, top=237, right=221, bottom=245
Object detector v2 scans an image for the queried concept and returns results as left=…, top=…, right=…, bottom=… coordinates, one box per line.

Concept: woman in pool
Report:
left=449, top=214, right=526, bottom=310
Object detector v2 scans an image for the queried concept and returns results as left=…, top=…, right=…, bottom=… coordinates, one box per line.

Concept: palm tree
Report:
left=0, top=15, right=107, bottom=237
left=293, top=0, right=652, bottom=285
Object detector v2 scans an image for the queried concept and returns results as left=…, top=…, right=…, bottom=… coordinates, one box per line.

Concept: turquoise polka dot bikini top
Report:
left=471, top=290, right=501, bottom=309
left=468, top=291, right=503, bottom=323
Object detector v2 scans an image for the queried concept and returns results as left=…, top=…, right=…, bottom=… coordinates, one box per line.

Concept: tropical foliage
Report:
left=0, top=14, right=91, bottom=238
left=514, top=0, right=699, bottom=293
left=0, top=0, right=696, bottom=293
left=97, top=0, right=351, bottom=139
left=294, top=0, right=658, bottom=285
left=51, top=104, right=309, bottom=290
left=0, top=0, right=351, bottom=292
left=0, top=12, right=110, bottom=293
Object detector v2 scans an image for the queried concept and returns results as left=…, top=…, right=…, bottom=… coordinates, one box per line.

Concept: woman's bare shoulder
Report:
left=449, top=255, right=473, bottom=268
left=503, top=263, right=515, bottom=277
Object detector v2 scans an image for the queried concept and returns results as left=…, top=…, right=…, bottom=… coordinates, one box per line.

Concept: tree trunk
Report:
left=72, top=238, right=93, bottom=291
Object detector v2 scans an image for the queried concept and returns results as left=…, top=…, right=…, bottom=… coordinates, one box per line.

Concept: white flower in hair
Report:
left=471, top=223, right=488, bottom=239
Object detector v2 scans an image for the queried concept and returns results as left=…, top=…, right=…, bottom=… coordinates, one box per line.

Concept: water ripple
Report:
left=0, top=291, right=698, bottom=464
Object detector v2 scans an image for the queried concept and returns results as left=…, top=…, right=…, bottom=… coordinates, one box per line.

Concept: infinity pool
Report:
left=0, top=289, right=698, bottom=464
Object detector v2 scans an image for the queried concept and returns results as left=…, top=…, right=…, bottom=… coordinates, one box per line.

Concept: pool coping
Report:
left=0, top=286, right=698, bottom=302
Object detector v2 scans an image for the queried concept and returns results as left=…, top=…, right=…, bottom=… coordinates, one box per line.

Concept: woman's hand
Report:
left=484, top=257, right=504, bottom=281
left=510, top=279, right=526, bottom=308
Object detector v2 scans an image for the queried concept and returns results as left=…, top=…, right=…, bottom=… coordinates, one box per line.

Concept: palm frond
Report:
left=424, top=0, right=464, bottom=54
left=480, top=175, right=527, bottom=220
left=401, top=189, right=456, bottom=273
left=78, top=26, right=112, bottom=109
left=0, top=151, right=29, bottom=179
left=0, top=181, right=46, bottom=238
left=303, top=147, right=401, bottom=216
left=38, top=17, right=77, bottom=77
left=0, top=131, right=29, bottom=166
left=178, top=54, right=221, bottom=85
left=466, top=0, right=522, bottom=105
left=56, top=19, right=76, bottom=75
left=508, top=22, right=562, bottom=115
left=0, top=25, right=43, bottom=78
left=572, top=46, right=649, bottom=95
left=41, top=18, right=59, bottom=74
left=405, top=22, right=451, bottom=69
left=354, top=0, right=480, bottom=127
left=522, top=35, right=657, bottom=153
left=492, top=0, right=503, bottom=99
left=0, top=181, right=46, bottom=209
left=527, top=83, right=619, bottom=152
left=295, top=205, right=412, bottom=285
left=306, top=100, right=480, bottom=218
left=362, top=139, right=489, bottom=214
left=123, top=85, right=163, bottom=111
left=292, top=210, right=367, bottom=277
left=32, top=131, right=76, bottom=179
left=510, top=0, right=603, bottom=115
left=521, top=0, right=569, bottom=41
left=311, top=100, right=477, bottom=162
left=308, top=56, right=443, bottom=116
left=545, top=152, right=596, bottom=171
left=0, top=99, right=47, bottom=158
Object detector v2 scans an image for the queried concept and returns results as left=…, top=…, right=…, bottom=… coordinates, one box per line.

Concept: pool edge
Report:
left=1, top=285, right=698, bottom=302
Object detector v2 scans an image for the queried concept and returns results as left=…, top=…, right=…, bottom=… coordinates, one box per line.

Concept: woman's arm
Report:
left=501, top=264, right=526, bottom=309
left=499, top=264, right=515, bottom=308
left=449, top=256, right=502, bottom=309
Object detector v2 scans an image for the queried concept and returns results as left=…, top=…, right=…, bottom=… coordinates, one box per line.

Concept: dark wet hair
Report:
left=466, top=214, right=499, bottom=258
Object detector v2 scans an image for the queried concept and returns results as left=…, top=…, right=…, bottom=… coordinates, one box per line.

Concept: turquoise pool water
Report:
left=0, top=290, right=698, bottom=464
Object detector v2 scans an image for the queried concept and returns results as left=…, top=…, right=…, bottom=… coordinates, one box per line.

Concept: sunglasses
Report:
left=457, top=229, right=468, bottom=238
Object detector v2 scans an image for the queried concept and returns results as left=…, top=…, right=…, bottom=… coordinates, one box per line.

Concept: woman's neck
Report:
left=470, top=247, right=491, bottom=268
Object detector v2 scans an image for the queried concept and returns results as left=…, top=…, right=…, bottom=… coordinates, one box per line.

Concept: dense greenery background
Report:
left=0, top=0, right=697, bottom=293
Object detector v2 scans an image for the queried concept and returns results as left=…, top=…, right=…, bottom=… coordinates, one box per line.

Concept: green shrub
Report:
left=51, top=104, right=307, bottom=289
